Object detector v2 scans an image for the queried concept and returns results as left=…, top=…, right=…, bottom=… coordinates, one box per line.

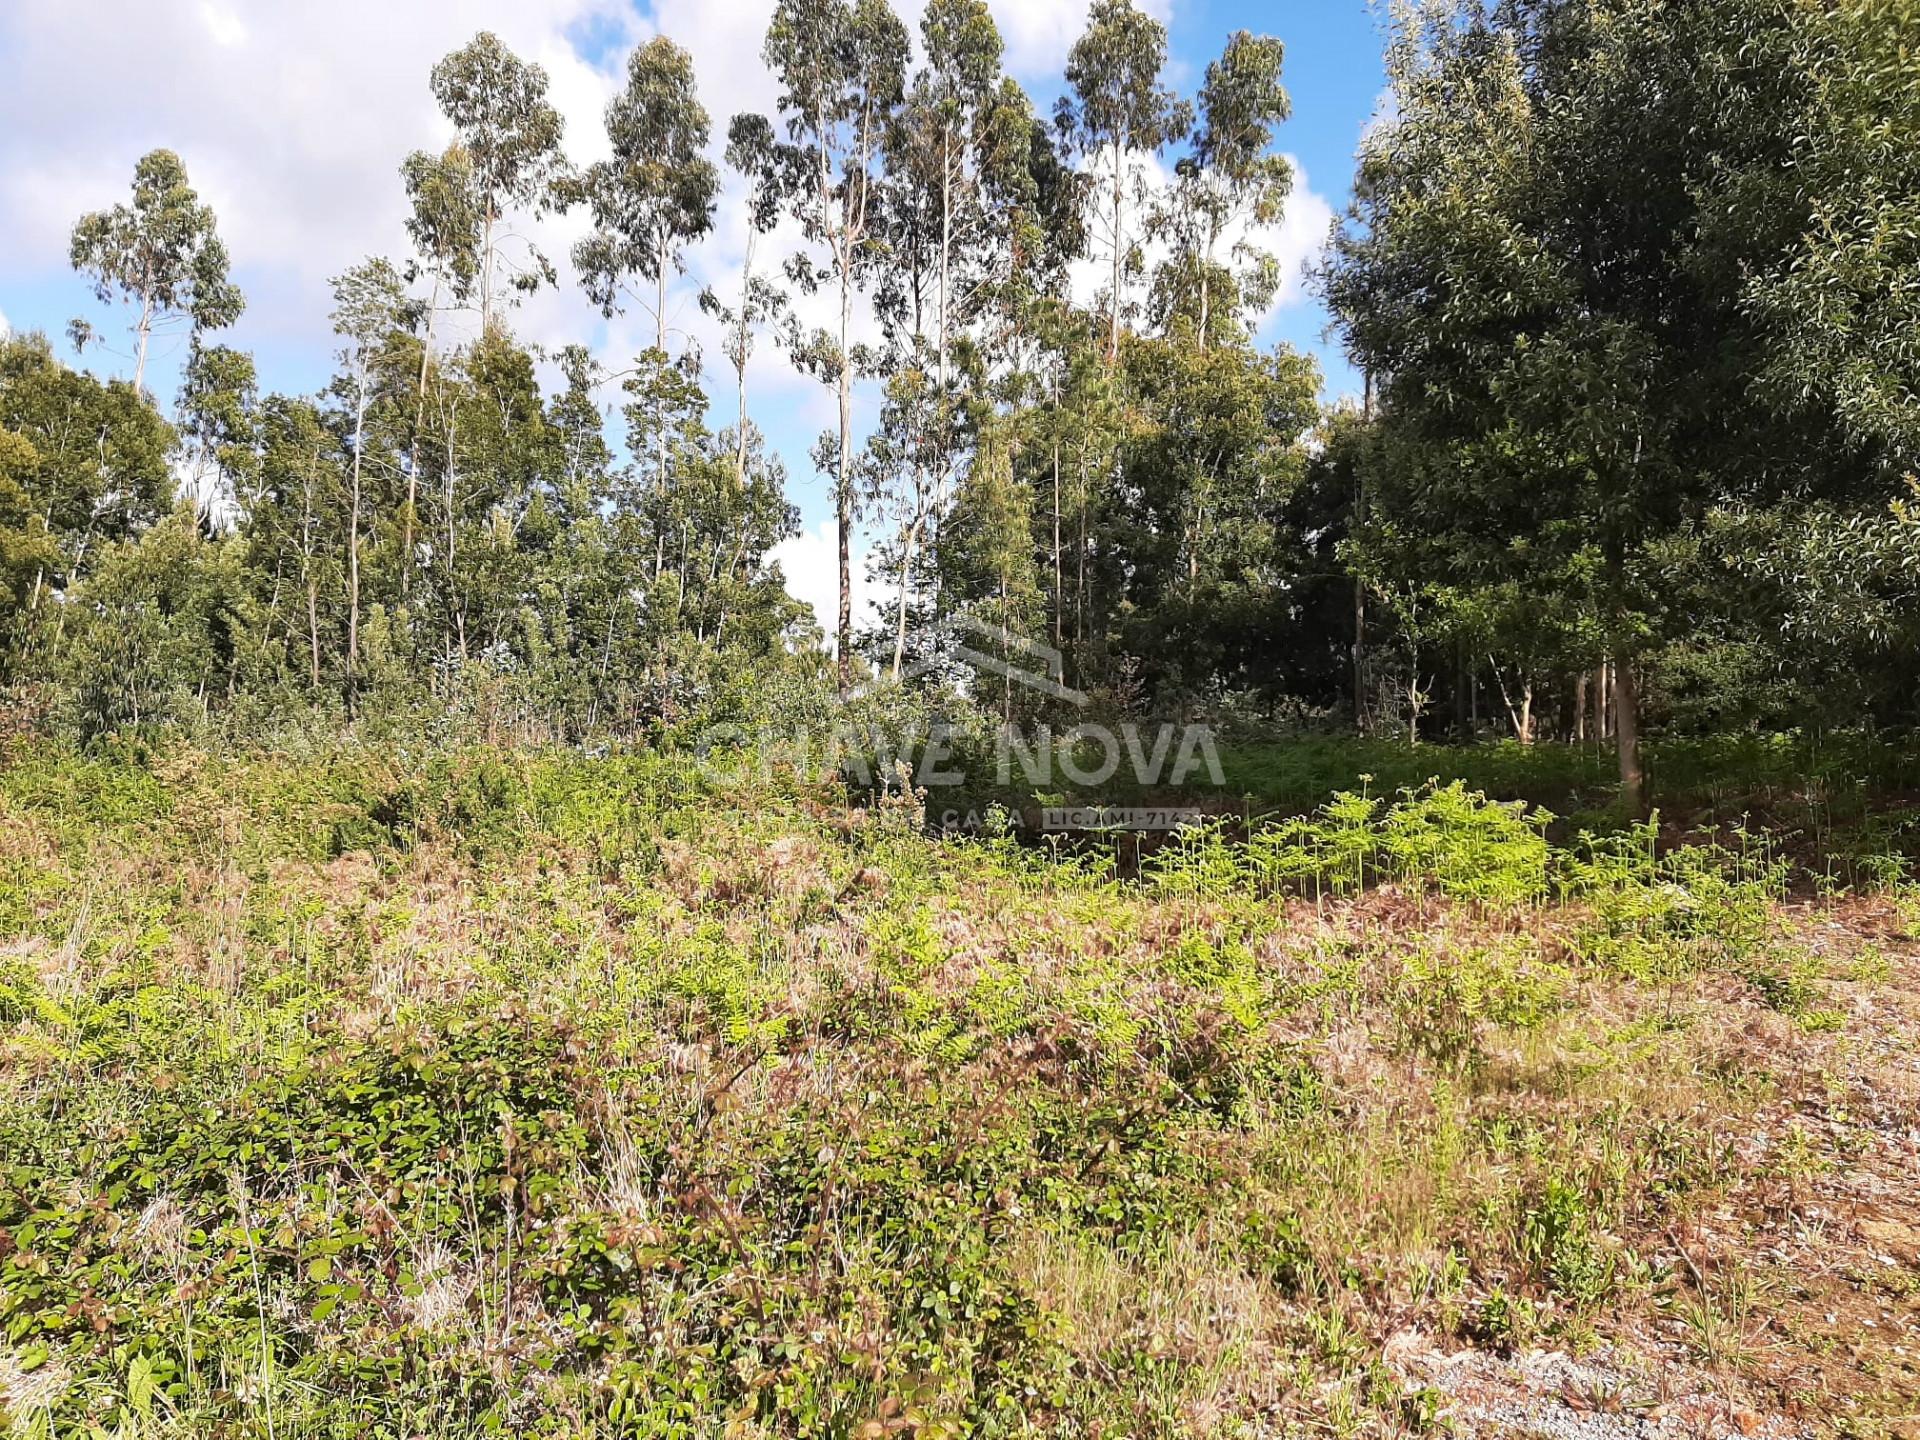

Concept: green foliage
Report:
left=1562, top=824, right=1788, bottom=984
left=0, top=741, right=1909, bottom=1435
left=68, top=148, right=244, bottom=390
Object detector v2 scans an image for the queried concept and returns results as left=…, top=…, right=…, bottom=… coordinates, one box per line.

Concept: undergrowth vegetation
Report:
left=1, top=740, right=1917, bottom=1437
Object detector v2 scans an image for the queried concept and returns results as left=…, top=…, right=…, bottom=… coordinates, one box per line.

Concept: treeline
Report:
left=1324, top=0, right=1920, bottom=809
left=2, top=0, right=1917, bottom=789
left=1, top=0, right=1339, bottom=743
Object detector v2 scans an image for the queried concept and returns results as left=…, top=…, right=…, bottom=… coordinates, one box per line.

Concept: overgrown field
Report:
left=2, top=743, right=1919, bottom=1438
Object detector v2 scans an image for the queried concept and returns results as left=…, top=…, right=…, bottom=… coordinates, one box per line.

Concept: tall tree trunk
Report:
left=300, top=446, right=321, bottom=692
left=939, top=127, right=953, bottom=396
left=1614, top=658, right=1646, bottom=816
left=1051, top=436, right=1063, bottom=651
left=891, top=513, right=920, bottom=681
left=307, top=577, right=322, bottom=690
left=655, top=241, right=671, bottom=498
left=480, top=205, right=496, bottom=334
left=132, top=294, right=155, bottom=395
left=835, top=264, right=854, bottom=692
left=346, top=384, right=366, bottom=705
left=1453, top=644, right=1468, bottom=738
left=1354, top=370, right=1372, bottom=733
left=403, top=277, right=439, bottom=599
left=1573, top=671, right=1588, bottom=743
left=734, top=242, right=753, bottom=485
left=1076, top=447, right=1089, bottom=650
left=1198, top=201, right=1218, bottom=351
left=446, top=407, right=465, bottom=660
left=1108, top=153, right=1125, bottom=363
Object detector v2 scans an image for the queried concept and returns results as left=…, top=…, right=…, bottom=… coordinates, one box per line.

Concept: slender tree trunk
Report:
left=1051, top=436, right=1063, bottom=650
left=133, top=294, right=155, bottom=394
left=403, top=277, right=439, bottom=599
left=1574, top=671, right=1588, bottom=742
left=1108, top=152, right=1125, bottom=363
left=1354, top=370, right=1372, bottom=733
left=1614, top=658, right=1646, bottom=816
left=1453, top=643, right=1468, bottom=738
left=734, top=231, right=756, bottom=484
left=1491, top=661, right=1535, bottom=745
left=299, top=446, right=321, bottom=692
left=347, top=383, right=366, bottom=704
left=307, top=577, right=322, bottom=690
left=1076, top=448, right=1089, bottom=650
left=836, top=266, right=854, bottom=692
left=891, top=513, right=920, bottom=681
left=1198, top=201, right=1218, bottom=350
left=655, top=241, right=671, bottom=498
left=735, top=350, right=750, bottom=482
left=446, top=406, right=465, bottom=661
left=481, top=206, right=496, bottom=334
left=939, top=128, right=953, bottom=397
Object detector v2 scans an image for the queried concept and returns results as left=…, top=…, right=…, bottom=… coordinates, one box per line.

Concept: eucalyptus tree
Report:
left=861, top=0, right=1013, bottom=677
left=1058, top=0, right=1188, bottom=364
left=175, top=341, right=259, bottom=523
left=700, top=115, right=791, bottom=487
left=1150, top=31, right=1292, bottom=347
left=440, top=335, right=556, bottom=664
left=69, top=149, right=244, bottom=393
left=888, top=0, right=1007, bottom=389
left=752, top=0, right=910, bottom=688
left=541, top=345, right=623, bottom=724
left=935, top=425, right=1040, bottom=721
left=0, top=333, right=174, bottom=607
left=328, top=258, right=409, bottom=696
left=573, top=36, right=719, bottom=545
left=243, top=396, right=348, bottom=692
left=573, top=38, right=718, bottom=342
left=427, top=32, right=570, bottom=333
left=398, top=143, right=481, bottom=594
left=863, top=362, right=943, bottom=678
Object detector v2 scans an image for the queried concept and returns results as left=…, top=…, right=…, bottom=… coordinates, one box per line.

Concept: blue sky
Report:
left=0, top=0, right=1387, bottom=624
left=1172, top=0, right=1385, bottom=400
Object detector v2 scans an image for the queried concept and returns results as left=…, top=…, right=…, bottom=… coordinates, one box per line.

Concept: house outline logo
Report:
left=866, top=613, right=1090, bottom=707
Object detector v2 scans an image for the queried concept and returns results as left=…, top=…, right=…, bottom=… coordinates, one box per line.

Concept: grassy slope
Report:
left=1, top=741, right=1918, bottom=1438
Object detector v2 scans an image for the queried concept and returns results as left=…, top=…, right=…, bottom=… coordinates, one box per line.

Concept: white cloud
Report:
left=198, top=1, right=247, bottom=49
left=0, top=0, right=642, bottom=360
left=1266, top=154, right=1337, bottom=314
left=770, top=517, right=876, bottom=645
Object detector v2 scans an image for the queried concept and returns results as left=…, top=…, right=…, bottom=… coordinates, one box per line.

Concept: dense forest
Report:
left=4, top=0, right=1912, bottom=816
